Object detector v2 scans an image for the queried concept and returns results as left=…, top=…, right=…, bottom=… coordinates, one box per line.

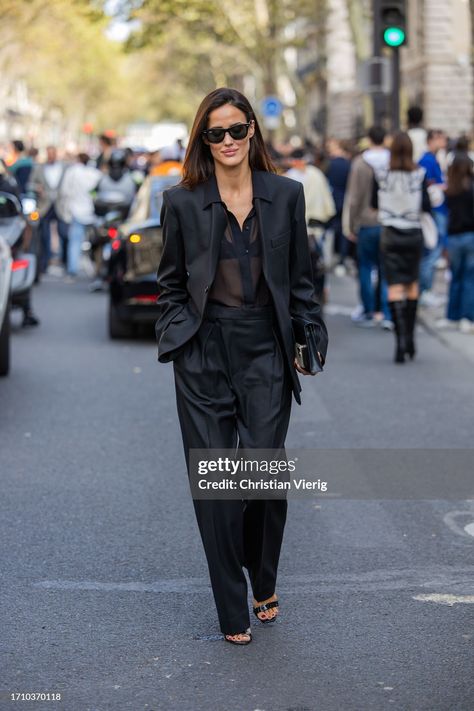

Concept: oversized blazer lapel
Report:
left=207, top=200, right=228, bottom=289
left=253, top=196, right=271, bottom=282
left=252, top=171, right=273, bottom=282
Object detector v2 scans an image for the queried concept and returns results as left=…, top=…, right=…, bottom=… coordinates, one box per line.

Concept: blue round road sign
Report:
left=261, top=96, right=283, bottom=118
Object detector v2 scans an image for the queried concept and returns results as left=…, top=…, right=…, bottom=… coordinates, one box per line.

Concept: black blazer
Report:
left=155, top=169, right=328, bottom=405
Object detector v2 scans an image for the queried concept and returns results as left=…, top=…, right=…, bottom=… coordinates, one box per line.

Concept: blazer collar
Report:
left=202, top=170, right=272, bottom=209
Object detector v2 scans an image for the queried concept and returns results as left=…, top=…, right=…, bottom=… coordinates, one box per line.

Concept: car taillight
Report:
left=108, top=227, right=119, bottom=239
left=134, top=295, right=158, bottom=302
left=12, top=259, right=29, bottom=271
left=111, top=239, right=121, bottom=251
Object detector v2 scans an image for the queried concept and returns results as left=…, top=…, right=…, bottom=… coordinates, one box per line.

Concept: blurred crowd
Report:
left=267, top=105, right=474, bottom=351
left=1, top=103, right=474, bottom=355
left=0, top=134, right=185, bottom=285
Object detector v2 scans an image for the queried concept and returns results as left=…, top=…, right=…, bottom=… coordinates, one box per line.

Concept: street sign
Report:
left=359, top=58, right=392, bottom=94
left=260, top=96, right=283, bottom=118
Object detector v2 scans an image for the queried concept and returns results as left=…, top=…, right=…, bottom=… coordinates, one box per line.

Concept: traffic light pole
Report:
left=372, top=0, right=386, bottom=125
left=391, top=46, right=400, bottom=130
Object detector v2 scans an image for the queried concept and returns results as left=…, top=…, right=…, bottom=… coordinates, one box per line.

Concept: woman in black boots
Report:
left=372, top=132, right=432, bottom=362
left=154, top=88, right=328, bottom=645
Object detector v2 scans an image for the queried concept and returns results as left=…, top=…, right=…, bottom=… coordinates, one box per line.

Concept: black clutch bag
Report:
left=291, top=316, right=324, bottom=375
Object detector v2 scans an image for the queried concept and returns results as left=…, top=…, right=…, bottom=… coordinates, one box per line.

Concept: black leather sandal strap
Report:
left=253, top=600, right=279, bottom=613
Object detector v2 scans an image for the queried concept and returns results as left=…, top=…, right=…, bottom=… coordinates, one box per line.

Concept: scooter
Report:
left=86, top=191, right=133, bottom=291
left=0, top=191, right=39, bottom=325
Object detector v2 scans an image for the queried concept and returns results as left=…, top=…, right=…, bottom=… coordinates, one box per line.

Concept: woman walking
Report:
left=373, top=132, right=431, bottom=362
left=154, top=88, right=328, bottom=645
left=443, top=155, right=474, bottom=333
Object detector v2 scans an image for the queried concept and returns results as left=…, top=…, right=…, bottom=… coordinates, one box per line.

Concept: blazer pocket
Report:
left=270, top=230, right=291, bottom=249
left=167, top=305, right=187, bottom=326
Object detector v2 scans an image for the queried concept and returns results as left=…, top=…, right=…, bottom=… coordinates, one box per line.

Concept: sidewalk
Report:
left=325, top=266, right=474, bottom=364
left=417, top=268, right=474, bottom=364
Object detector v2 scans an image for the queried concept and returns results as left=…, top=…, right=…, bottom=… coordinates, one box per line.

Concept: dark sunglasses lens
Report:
left=206, top=129, right=226, bottom=143
left=229, top=124, right=249, bottom=139
left=205, top=124, right=249, bottom=143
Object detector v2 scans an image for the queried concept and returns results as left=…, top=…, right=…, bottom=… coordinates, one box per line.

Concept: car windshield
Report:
left=149, top=176, right=181, bottom=221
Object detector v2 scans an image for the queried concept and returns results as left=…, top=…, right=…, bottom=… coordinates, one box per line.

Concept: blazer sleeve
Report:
left=289, top=183, right=329, bottom=363
left=155, top=191, right=189, bottom=348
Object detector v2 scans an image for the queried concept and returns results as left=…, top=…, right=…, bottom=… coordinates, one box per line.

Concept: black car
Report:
left=107, top=174, right=181, bottom=338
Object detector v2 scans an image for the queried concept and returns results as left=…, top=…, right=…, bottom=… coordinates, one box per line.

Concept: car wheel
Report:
left=0, top=299, right=11, bottom=376
left=108, top=299, right=135, bottom=339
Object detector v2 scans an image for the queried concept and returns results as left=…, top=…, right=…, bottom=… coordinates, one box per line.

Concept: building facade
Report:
left=298, top=0, right=473, bottom=139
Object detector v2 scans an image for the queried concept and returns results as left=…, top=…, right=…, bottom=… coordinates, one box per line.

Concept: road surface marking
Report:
left=413, top=593, right=474, bottom=605
left=464, top=522, right=474, bottom=537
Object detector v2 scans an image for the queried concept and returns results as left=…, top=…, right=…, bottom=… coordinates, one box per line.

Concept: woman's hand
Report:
left=293, top=353, right=323, bottom=376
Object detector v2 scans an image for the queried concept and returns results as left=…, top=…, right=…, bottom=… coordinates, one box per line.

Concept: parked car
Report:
left=0, top=234, right=12, bottom=376
left=107, top=174, right=181, bottom=338
left=0, top=192, right=38, bottom=327
left=20, top=193, right=41, bottom=283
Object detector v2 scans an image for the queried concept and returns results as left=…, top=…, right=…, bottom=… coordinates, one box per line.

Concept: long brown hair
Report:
left=390, top=131, right=416, bottom=171
left=446, top=154, right=474, bottom=196
left=180, top=87, right=277, bottom=189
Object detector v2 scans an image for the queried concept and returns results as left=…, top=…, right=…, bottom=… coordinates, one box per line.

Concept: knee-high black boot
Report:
left=405, top=299, right=418, bottom=359
left=389, top=301, right=407, bottom=363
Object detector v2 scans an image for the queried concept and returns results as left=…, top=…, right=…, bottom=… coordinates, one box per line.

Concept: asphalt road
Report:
left=1, top=273, right=473, bottom=711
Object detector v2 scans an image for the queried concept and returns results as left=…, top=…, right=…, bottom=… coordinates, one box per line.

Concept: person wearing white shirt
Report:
left=59, top=153, right=102, bottom=278
left=285, top=148, right=336, bottom=302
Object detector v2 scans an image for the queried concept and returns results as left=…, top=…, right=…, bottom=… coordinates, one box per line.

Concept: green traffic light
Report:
left=383, top=27, right=406, bottom=47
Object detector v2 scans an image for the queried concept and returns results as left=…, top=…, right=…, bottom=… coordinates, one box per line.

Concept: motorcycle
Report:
left=0, top=191, right=38, bottom=324
left=85, top=190, right=133, bottom=290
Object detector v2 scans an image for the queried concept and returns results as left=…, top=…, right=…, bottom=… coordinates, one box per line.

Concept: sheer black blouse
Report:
left=206, top=173, right=272, bottom=308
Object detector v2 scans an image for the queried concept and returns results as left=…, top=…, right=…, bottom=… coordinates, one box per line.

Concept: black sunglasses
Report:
left=202, top=122, right=251, bottom=144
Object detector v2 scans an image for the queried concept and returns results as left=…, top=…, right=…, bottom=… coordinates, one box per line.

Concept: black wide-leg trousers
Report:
left=172, top=302, right=293, bottom=635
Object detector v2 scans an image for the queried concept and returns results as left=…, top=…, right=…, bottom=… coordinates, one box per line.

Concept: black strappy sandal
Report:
left=224, top=627, right=252, bottom=645
left=253, top=599, right=279, bottom=624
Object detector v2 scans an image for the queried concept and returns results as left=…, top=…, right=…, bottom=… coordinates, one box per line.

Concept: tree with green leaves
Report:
left=114, top=0, right=329, bottom=132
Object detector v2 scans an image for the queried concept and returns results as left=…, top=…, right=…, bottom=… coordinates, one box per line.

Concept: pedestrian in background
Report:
left=28, top=146, right=70, bottom=273
left=418, top=130, right=448, bottom=306
left=58, top=153, right=101, bottom=280
left=95, top=134, right=115, bottom=172
left=447, top=135, right=474, bottom=167
left=7, top=140, right=34, bottom=194
left=155, top=87, right=328, bottom=646
left=343, top=126, right=392, bottom=328
left=325, top=137, right=351, bottom=275
left=373, top=132, right=432, bottom=362
left=442, top=155, right=474, bottom=333
left=285, top=147, right=336, bottom=301
left=407, top=106, right=427, bottom=163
